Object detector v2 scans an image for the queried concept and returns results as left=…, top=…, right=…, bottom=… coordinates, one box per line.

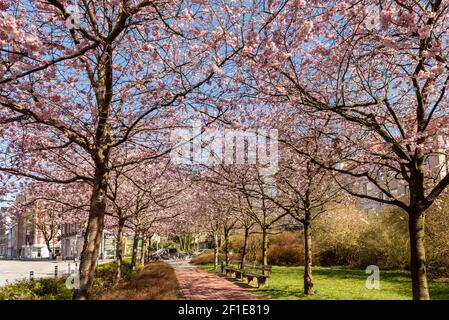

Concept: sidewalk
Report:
left=170, top=261, right=261, bottom=300
left=0, top=259, right=113, bottom=287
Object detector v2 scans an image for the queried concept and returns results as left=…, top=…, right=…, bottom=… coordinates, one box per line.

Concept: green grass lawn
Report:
left=197, top=264, right=449, bottom=300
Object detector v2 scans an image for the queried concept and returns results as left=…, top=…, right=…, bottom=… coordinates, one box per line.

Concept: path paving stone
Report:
left=170, top=261, right=261, bottom=300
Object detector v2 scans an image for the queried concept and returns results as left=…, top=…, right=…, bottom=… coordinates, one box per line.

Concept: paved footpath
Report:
left=170, top=260, right=261, bottom=300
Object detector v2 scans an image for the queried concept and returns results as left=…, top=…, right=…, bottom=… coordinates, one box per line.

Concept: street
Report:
left=0, top=259, right=113, bottom=287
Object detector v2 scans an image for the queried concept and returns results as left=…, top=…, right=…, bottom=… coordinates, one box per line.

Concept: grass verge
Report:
left=197, top=263, right=449, bottom=300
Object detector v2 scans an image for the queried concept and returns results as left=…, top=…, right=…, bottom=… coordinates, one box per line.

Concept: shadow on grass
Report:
left=312, top=266, right=410, bottom=283
left=257, top=266, right=410, bottom=300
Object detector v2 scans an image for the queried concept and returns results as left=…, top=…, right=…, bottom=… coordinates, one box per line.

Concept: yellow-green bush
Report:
left=0, top=259, right=135, bottom=300
left=0, top=277, right=72, bottom=300
left=191, top=250, right=225, bottom=265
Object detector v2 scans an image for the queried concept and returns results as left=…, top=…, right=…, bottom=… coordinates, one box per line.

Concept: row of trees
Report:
left=1, top=1, right=449, bottom=300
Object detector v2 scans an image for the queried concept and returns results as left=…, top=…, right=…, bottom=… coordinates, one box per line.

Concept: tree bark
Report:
left=147, top=238, right=152, bottom=262
left=261, top=228, right=268, bottom=273
left=240, top=227, right=249, bottom=269
left=72, top=44, right=113, bottom=300
left=214, top=233, right=219, bottom=271
left=73, top=165, right=109, bottom=300
left=140, top=235, right=147, bottom=267
left=407, top=150, right=430, bottom=300
left=114, top=218, right=125, bottom=286
left=408, top=209, right=430, bottom=300
left=303, top=212, right=314, bottom=295
left=39, top=224, right=54, bottom=259
left=223, top=227, right=230, bottom=265
left=130, top=232, right=139, bottom=270
left=45, top=239, right=53, bottom=259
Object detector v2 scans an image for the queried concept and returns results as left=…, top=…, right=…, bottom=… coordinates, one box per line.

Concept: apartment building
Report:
left=15, top=212, right=53, bottom=259
left=0, top=208, right=8, bottom=257
left=60, top=222, right=116, bottom=260
left=0, top=195, right=61, bottom=259
left=60, top=222, right=83, bottom=260
left=359, top=136, right=449, bottom=211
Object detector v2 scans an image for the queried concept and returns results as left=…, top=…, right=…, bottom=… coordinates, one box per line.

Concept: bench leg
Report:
left=258, top=277, right=268, bottom=288
left=226, top=270, right=237, bottom=278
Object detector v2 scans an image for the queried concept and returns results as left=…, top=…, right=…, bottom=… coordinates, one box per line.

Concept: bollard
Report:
left=29, top=271, right=34, bottom=281
left=54, top=266, right=58, bottom=278
left=68, top=263, right=71, bottom=274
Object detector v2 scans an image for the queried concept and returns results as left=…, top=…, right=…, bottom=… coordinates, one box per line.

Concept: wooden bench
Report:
left=241, top=263, right=272, bottom=288
left=224, top=261, right=272, bottom=288
left=224, top=260, right=244, bottom=279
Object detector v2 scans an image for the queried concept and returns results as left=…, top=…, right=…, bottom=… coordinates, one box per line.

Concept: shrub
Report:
left=356, top=211, right=409, bottom=269
left=0, top=277, right=72, bottom=300
left=268, top=244, right=304, bottom=266
left=313, top=203, right=449, bottom=273
left=314, top=205, right=373, bottom=267
left=0, top=259, right=136, bottom=300
left=91, top=259, right=135, bottom=297
left=425, top=193, right=449, bottom=278
left=190, top=250, right=225, bottom=265
left=228, top=234, right=262, bottom=264
left=264, top=232, right=303, bottom=266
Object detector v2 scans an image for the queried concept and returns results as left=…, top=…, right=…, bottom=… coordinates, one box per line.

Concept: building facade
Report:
left=358, top=140, right=449, bottom=211
left=0, top=208, right=8, bottom=257
left=60, top=223, right=116, bottom=260
left=15, top=213, right=52, bottom=259
left=0, top=204, right=60, bottom=259
left=60, top=223, right=84, bottom=260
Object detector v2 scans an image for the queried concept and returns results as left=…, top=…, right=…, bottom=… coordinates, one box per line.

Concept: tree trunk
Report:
left=72, top=44, right=113, bottom=300
left=114, top=218, right=125, bottom=286
left=45, top=239, right=53, bottom=259
left=73, top=165, right=109, bottom=300
left=130, top=232, right=139, bottom=270
left=240, top=227, right=249, bottom=269
left=223, top=228, right=230, bottom=265
left=303, top=213, right=314, bottom=295
left=214, top=233, right=219, bottom=271
left=408, top=209, right=430, bottom=300
left=180, top=236, right=185, bottom=252
left=147, top=238, right=152, bottom=262
left=140, top=236, right=147, bottom=267
left=261, top=228, right=268, bottom=273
